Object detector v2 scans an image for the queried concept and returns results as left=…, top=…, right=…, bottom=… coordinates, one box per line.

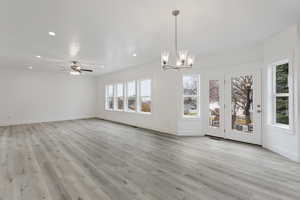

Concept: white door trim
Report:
left=206, top=69, right=262, bottom=145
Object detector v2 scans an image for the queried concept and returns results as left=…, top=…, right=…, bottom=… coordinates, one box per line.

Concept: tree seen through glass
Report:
left=231, top=75, right=253, bottom=134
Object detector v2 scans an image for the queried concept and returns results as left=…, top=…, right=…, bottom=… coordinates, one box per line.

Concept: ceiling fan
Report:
left=68, top=61, right=93, bottom=75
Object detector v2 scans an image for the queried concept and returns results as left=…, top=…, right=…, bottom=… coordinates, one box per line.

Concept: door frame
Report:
left=224, top=70, right=262, bottom=145
left=205, top=69, right=262, bottom=145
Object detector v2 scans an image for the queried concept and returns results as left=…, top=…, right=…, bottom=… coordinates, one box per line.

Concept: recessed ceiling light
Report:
left=48, top=31, right=56, bottom=36
left=28, top=66, right=33, bottom=69
left=36, top=55, right=41, bottom=58
left=132, top=53, right=137, bottom=57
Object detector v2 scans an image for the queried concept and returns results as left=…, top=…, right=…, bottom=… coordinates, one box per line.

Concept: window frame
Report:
left=182, top=74, right=201, bottom=118
left=208, top=79, right=221, bottom=128
left=105, top=84, right=114, bottom=111
left=138, top=79, right=152, bottom=114
left=115, top=83, right=124, bottom=111
left=126, top=80, right=137, bottom=112
left=271, top=59, right=293, bottom=130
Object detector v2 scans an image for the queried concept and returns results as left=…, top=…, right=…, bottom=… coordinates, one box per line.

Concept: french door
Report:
left=206, top=70, right=262, bottom=145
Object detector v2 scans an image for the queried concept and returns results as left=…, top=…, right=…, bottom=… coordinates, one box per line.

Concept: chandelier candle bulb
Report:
left=187, top=55, right=195, bottom=66
left=179, top=50, right=188, bottom=64
left=161, top=51, right=170, bottom=65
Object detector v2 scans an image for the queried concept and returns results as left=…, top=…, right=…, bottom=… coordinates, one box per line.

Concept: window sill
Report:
left=124, top=111, right=152, bottom=115
left=124, top=110, right=137, bottom=113
left=138, top=112, right=152, bottom=115
left=105, top=109, right=125, bottom=113
left=105, top=109, right=151, bottom=115
left=182, top=116, right=201, bottom=120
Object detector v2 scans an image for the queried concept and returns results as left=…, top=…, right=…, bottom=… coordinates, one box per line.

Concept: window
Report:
left=126, top=81, right=137, bottom=112
left=272, top=61, right=291, bottom=127
left=116, top=83, right=124, bottom=111
left=105, top=85, right=114, bottom=110
left=209, top=80, right=220, bottom=128
left=183, top=75, right=200, bottom=117
left=139, top=79, right=151, bottom=113
left=105, top=79, right=152, bottom=114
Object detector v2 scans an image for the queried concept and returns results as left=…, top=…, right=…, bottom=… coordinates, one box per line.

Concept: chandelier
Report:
left=161, top=10, right=195, bottom=70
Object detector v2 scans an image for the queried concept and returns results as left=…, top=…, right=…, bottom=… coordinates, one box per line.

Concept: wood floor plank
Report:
left=0, top=119, right=300, bottom=200
left=36, top=123, right=112, bottom=200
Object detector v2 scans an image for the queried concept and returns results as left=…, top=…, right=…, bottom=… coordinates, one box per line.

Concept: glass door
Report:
left=225, top=71, right=262, bottom=145
left=206, top=70, right=262, bottom=145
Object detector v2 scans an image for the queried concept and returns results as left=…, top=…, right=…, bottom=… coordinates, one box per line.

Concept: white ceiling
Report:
left=1, top=0, right=300, bottom=75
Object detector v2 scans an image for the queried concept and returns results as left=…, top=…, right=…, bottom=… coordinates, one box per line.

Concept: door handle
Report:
left=257, top=110, right=262, bottom=113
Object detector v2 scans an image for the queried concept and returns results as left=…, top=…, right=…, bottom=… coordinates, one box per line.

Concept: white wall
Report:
left=262, top=25, right=300, bottom=161
left=0, top=69, right=97, bottom=126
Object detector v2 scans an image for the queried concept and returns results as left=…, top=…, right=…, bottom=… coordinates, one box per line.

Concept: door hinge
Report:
left=224, top=129, right=226, bottom=133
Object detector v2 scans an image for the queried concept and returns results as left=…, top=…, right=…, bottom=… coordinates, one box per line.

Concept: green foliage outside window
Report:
left=275, top=63, right=289, bottom=125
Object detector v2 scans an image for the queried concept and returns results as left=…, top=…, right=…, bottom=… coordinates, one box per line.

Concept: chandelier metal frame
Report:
left=161, top=10, right=195, bottom=70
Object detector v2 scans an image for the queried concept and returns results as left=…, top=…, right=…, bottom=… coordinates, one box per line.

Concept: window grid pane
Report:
left=127, top=81, right=136, bottom=96
left=140, top=96, right=151, bottom=113
left=115, top=84, right=124, bottom=111
left=183, top=76, right=198, bottom=96
left=108, top=97, right=114, bottom=110
left=117, top=97, right=124, bottom=110
left=127, top=81, right=136, bottom=112
left=183, top=75, right=199, bottom=117
left=108, top=85, right=114, bottom=97
left=140, top=80, right=151, bottom=113
left=184, top=97, right=198, bottom=116
left=105, top=85, right=114, bottom=110
left=116, top=84, right=123, bottom=97
left=276, top=96, right=289, bottom=125
left=276, top=63, right=289, bottom=94
left=209, top=80, right=220, bottom=128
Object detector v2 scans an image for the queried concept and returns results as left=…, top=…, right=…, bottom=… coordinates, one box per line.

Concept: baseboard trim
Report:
left=264, top=144, right=299, bottom=162
left=0, top=116, right=97, bottom=127
left=176, top=132, right=205, bottom=137
left=95, top=117, right=177, bottom=137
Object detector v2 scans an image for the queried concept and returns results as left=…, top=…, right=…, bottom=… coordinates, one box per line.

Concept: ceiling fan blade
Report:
left=81, top=69, right=93, bottom=72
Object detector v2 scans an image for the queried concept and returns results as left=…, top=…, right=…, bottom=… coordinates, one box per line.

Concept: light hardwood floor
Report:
left=0, top=119, right=299, bottom=200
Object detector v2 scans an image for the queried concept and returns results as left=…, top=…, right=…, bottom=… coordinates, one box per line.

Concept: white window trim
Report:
left=105, top=85, right=108, bottom=110
left=105, top=84, right=115, bottom=111
left=182, top=74, right=201, bottom=118
left=138, top=79, right=152, bottom=114
left=105, top=79, right=152, bottom=115
left=125, top=80, right=137, bottom=113
left=115, top=83, right=125, bottom=112
left=271, top=59, right=294, bottom=131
